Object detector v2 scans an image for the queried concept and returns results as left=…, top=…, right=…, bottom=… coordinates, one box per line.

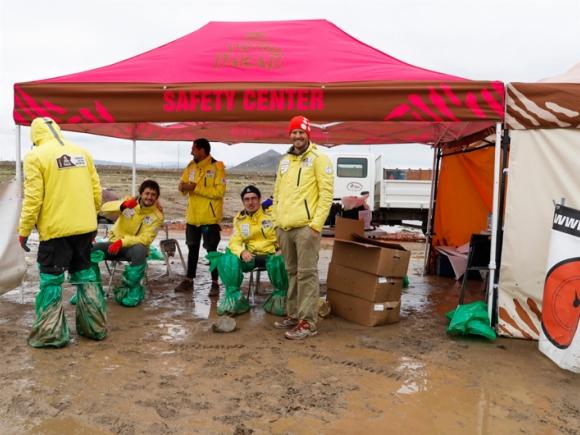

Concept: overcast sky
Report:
left=1, top=0, right=579, bottom=168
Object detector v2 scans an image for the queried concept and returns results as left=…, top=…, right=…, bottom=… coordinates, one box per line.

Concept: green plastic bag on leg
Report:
left=28, top=272, right=70, bottom=348
left=71, top=268, right=107, bottom=340
left=209, top=250, right=250, bottom=316
left=262, top=255, right=288, bottom=316
left=71, top=250, right=105, bottom=305
left=114, top=264, right=146, bottom=307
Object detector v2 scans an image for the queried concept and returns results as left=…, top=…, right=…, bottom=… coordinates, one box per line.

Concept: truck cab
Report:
left=328, top=152, right=432, bottom=232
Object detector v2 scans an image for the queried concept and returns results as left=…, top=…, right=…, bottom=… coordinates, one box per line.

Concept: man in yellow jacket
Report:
left=92, top=179, right=163, bottom=307
left=273, top=116, right=334, bottom=340
left=210, top=185, right=288, bottom=316
left=175, top=138, right=226, bottom=295
left=18, top=117, right=105, bottom=348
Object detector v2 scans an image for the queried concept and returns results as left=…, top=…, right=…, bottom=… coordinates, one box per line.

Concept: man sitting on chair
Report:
left=92, top=179, right=163, bottom=307
left=209, top=185, right=288, bottom=316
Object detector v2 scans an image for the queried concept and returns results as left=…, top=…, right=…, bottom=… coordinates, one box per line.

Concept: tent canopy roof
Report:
left=507, top=61, right=580, bottom=130
left=14, top=19, right=504, bottom=145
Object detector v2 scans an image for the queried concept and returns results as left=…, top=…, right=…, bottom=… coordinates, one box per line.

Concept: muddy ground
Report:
left=1, top=232, right=579, bottom=435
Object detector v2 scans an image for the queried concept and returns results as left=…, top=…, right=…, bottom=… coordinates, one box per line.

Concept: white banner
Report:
left=0, top=180, right=26, bottom=294
left=539, top=204, right=580, bottom=372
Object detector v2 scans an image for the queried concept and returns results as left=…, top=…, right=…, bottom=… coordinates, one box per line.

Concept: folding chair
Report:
left=247, top=266, right=267, bottom=306
left=459, top=234, right=491, bottom=304
left=158, top=224, right=186, bottom=277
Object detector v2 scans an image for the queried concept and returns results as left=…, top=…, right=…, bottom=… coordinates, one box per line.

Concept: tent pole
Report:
left=487, top=123, right=502, bottom=323
left=423, top=146, right=439, bottom=275
left=15, top=125, right=24, bottom=304
left=132, top=139, right=137, bottom=196
left=15, top=126, right=22, bottom=185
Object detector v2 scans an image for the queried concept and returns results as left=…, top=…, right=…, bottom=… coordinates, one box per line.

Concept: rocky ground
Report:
left=0, top=233, right=578, bottom=434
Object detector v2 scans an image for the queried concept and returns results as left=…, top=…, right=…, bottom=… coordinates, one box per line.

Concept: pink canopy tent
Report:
left=13, top=19, right=504, bottom=145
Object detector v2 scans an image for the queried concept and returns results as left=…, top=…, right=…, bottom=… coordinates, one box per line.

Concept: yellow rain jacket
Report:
left=180, top=155, right=226, bottom=226
left=273, top=143, right=334, bottom=232
left=228, top=206, right=278, bottom=257
left=101, top=199, right=164, bottom=247
left=19, top=118, right=101, bottom=241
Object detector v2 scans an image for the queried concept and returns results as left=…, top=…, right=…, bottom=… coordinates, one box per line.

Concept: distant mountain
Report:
left=230, top=150, right=281, bottom=174
left=95, top=160, right=181, bottom=169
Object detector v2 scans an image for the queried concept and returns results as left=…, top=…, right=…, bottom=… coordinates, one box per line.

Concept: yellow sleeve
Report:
left=194, top=161, right=226, bottom=200
left=272, top=163, right=281, bottom=227
left=18, top=154, right=44, bottom=237
left=101, top=199, right=124, bottom=213
left=179, top=164, right=191, bottom=196
left=122, top=210, right=164, bottom=248
left=87, top=152, right=102, bottom=212
left=310, top=153, right=334, bottom=232
left=227, top=215, right=245, bottom=257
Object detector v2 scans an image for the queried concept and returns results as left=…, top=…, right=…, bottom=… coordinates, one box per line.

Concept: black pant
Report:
left=186, top=224, right=221, bottom=280
left=92, top=242, right=149, bottom=266
left=37, top=231, right=96, bottom=275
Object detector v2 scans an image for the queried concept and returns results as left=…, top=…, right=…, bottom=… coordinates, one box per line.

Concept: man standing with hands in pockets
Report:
left=272, top=116, right=334, bottom=340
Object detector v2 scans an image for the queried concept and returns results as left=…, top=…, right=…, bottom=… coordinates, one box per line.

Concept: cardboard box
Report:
left=332, top=217, right=411, bottom=277
left=331, top=239, right=410, bottom=277
left=328, top=289, right=401, bottom=326
left=326, top=262, right=403, bottom=302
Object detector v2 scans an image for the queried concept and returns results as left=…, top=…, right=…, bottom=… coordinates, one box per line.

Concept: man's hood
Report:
left=30, top=117, right=65, bottom=147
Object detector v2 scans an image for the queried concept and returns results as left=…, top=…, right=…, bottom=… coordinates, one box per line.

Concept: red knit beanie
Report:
left=288, top=116, right=311, bottom=136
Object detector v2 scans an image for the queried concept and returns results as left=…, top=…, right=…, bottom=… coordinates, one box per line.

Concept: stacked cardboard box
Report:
left=326, top=217, right=411, bottom=327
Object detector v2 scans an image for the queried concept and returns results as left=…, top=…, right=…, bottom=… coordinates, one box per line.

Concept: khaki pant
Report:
left=277, top=226, right=320, bottom=326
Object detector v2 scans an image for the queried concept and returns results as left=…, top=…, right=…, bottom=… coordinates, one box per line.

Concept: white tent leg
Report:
left=487, top=123, right=502, bottom=322
left=423, top=146, right=438, bottom=275
left=132, top=139, right=137, bottom=196
left=15, top=126, right=22, bottom=185
left=15, top=126, right=24, bottom=304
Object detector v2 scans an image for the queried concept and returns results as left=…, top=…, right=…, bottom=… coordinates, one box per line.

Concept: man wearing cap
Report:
left=209, top=185, right=288, bottom=316
left=18, top=117, right=105, bottom=348
left=272, top=116, right=334, bottom=340
left=175, top=138, right=226, bottom=295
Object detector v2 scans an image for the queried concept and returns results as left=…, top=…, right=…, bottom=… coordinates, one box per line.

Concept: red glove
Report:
left=19, top=235, right=30, bottom=252
left=120, top=197, right=138, bottom=211
left=108, top=239, right=123, bottom=255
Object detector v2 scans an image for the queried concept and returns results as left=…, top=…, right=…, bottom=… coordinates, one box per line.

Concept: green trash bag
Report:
left=262, top=255, right=288, bottom=316
left=70, top=268, right=107, bottom=341
left=114, top=263, right=146, bottom=307
left=208, top=250, right=250, bottom=316
left=403, top=275, right=410, bottom=289
left=148, top=244, right=165, bottom=261
left=28, top=272, right=70, bottom=348
left=446, top=301, right=496, bottom=340
left=71, top=250, right=105, bottom=306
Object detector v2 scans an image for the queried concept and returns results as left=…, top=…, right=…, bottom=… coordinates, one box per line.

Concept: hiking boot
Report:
left=209, top=280, right=220, bottom=297
left=175, top=279, right=193, bottom=292
left=273, top=317, right=299, bottom=330
left=285, top=320, right=318, bottom=340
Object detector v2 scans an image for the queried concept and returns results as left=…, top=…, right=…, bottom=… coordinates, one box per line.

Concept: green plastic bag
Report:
left=28, top=272, right=70, bottom=348
left=446, top=301, right=496, bottom=340
left=403, top=275, right=410, bottom=289
left=114, top=263, right=146, bottom=307
left=208, top=250, right=250, bottom=316
left=71, top=250, right=105, bottom=306
left=70, top=268, right=107, bottom=340
left=148, top=244, right=165, bottom=261
left=262, top=255, right=288, bottom=316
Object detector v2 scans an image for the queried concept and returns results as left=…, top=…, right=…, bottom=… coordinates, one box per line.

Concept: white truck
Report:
left=328, top=153, right=432, bottom=232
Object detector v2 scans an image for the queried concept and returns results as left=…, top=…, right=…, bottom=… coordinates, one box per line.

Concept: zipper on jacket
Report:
left=261, top=228, right=266, bottom=239
left=296, top=168, right=302, bottom=186
left=304, top=199, right=311, bottom=220
left=209, top=202, right=216, bottom=217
